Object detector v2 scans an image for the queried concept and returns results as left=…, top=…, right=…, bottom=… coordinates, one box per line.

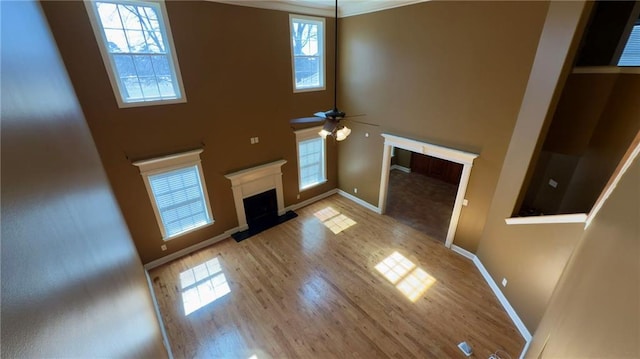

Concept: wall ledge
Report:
left=505, top=213, right=587, bottom=225
left=573, top=66, right=640, bottom=74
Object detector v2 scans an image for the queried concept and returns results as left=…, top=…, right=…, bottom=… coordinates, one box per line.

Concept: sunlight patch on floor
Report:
left=313, top=207, right=357, bottom=234
left=180, top=257, right=231, bottom=315
left=375, top=251, right=436, bottom=302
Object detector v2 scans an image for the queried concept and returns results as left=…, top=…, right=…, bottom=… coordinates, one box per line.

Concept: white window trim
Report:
left=84, top=0, right=187, bottom=108
left=133, top=149, right=213, bottom=240
left=295, top=126, right=327, bottom=191
left=289, top=14, right=326, bottom=93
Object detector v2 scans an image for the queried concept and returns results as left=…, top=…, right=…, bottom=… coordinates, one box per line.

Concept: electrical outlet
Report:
left=462, top=199, right=469, bottom=206
left=549, top=178, right=558, bottom=188
left=365, top=132, right=369, bottom=137
left=354, top=188, right=358, bottom=194
left=161, top=244, right=167, bottom=251
left=502, top=278, right=508, bottom=287
left=296, top=194, right=300, bottom=200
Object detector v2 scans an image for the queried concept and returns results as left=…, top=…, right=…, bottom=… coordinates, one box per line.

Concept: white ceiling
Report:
left=211, top=0, right=429, bottom=18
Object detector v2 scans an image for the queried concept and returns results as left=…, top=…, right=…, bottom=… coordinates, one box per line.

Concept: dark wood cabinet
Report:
left=410, top=152, right=463, bottom=185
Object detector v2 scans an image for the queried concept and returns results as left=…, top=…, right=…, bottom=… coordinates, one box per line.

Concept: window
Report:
left=289, top=15, right=325, bottom=92
left=85, top=0, right=185, bottom=107
left=618, top=22, right=640, bottom=66
left=295, top=126, right=327, bottom=190
left=133, top=149, right=213, bottom=239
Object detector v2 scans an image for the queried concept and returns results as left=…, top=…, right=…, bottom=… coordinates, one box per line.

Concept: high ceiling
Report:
left=211, top=0, right=428, bottom=18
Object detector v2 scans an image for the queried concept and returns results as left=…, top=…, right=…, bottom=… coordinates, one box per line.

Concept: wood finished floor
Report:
left=386, top=170, right=457, bottom=243
left=150, top=195, right=524, bottom=359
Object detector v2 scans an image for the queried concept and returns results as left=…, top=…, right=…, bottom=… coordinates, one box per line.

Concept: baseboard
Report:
left=472, top=256, right=532, bottom=342
left=143, top=227, right=238, bottom=270
left=284, top=188, right=338, bottom=212
left=144, top=270, right=174, bottom=359
left=390, top=164, right=411, bottom=173
left=450, top=244, right=475, bottom=260
left=337, top=189, right=382, bottom=214
left=144, top=189, right=339, bottom=271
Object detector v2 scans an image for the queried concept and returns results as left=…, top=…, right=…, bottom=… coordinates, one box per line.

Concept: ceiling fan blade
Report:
left=313, top=111, right=328, bottom=119
left=290, top=117, right=325, bottom=125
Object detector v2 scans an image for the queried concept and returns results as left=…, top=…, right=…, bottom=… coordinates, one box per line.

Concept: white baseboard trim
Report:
left=143, top=227, right=238, bottom=270
left=449, top=245, right=532, bottom=357
left=144, top=189, right=340, bottom=271
left=144, top=270, right=174, bottom=359
left=337, top=189, right=383, bottom=214
left=284, top=188, right=338, bottom=212
left=450, top=244, right=475, bottom=260
left=390, top=164, right=411, bottom=173
left=472, top=256, right=532, bottom=342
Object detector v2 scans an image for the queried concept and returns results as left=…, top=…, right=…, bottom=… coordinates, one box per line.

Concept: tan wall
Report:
left=523, top=73, right=639, bottom=215
left=476, top=1, right=592, bottom=332
left=395, top=148, right=412, bottom=169
left=544, top=73, right=619, bottom=155
left=526, top=157, right=639, bottom=358
left=41, top=1, right=337, bottom=264
left=337, top=1, right=549, bottom=252
left=1, top=1, right=167, bottom=356
left=559, top=74, right=640, bottom=213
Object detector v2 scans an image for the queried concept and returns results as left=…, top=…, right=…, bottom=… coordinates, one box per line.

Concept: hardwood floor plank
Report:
left=150, top=194, right=525, bottom=359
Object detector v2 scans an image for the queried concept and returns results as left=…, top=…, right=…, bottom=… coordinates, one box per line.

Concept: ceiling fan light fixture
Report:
left=335, top=126, right=351, bottom=141
left=319, top=129, right=331, bottom=139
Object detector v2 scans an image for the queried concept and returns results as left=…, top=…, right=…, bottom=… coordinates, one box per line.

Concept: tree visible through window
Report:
left=290, top=15, right=325, bottom=91
left=86, top=0, right=185, bottom=106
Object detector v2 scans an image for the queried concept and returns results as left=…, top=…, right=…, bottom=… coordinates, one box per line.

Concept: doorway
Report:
left=378, top=134, right=478, bottom=248
left=386, top=150, right=462, bottom=243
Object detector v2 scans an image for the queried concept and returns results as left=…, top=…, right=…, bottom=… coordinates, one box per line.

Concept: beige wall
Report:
left=1, top=1, right=167, bottom=356
left=394, top=148, right=412, bottom=169
left=526, top=157, right=639, bottom=359
left=523, top=73, right=640, bottom=215
left=559, top=74, right=640, bottom=213
left=337, top=1, right=549, bottom=252
left=41, top=1, right=337, bottom=264
left=476, top=1, right=592, bottom=332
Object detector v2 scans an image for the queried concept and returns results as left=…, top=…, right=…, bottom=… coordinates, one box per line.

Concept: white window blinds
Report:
left=618, top=24, right=640, bottom=66
left=298, top=137, right=325, bottom=189
left=149, top=165, right=211, bottom=237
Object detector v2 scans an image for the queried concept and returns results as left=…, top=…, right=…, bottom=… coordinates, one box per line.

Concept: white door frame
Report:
left=378, top=134, right=478, bottom=248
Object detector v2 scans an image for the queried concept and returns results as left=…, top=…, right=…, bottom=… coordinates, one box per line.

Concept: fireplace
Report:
left=243, top=189, right=278, bottom=232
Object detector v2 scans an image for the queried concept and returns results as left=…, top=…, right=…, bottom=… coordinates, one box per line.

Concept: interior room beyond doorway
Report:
left=386, top=148, right=461, bottom=243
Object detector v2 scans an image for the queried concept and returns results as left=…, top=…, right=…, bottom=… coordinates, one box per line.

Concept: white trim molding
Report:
left=449, top=245, right=532, bottom=359
left=390, top=164, right=411, bottom=173
left=505, top=213, right=587, bottom=225
left=210, top=0, right=429, bottom=18
left=133, top=149, right=214, bottom=240
left=337, top=189, right=382, bottom=214
left=586, top=133, right=640, bottom=228
left=450, top=244, right=475, bottom=260
left=379, top=134, right=479, bottom=248
left=285, top=189, right=338, bottom=212
left=225, top=160, right=287, bottom=231
left=143, top=227, right=238, bottom=270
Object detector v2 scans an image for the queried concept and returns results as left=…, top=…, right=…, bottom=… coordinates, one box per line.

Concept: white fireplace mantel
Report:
left=225, top=159, right=287, bottom=231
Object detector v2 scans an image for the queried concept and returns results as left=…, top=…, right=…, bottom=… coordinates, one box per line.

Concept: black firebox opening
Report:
left=232, top=189, right=298, bottom=243
left=244, top=189, right=278, bottom=232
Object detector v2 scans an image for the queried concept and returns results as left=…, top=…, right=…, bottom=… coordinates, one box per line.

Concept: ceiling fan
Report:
left=290, top=0, right=353, bottom=141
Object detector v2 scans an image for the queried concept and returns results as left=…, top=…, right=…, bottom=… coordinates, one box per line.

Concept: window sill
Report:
left=163, top=220, right=215, bottom=241
left=293, top=86, right=326, bottom=93
left=300, top=179, right=328, bottom=192
left=504, top=213, right=587, bottom=226
left=118, top=96, right=187, bottom=109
